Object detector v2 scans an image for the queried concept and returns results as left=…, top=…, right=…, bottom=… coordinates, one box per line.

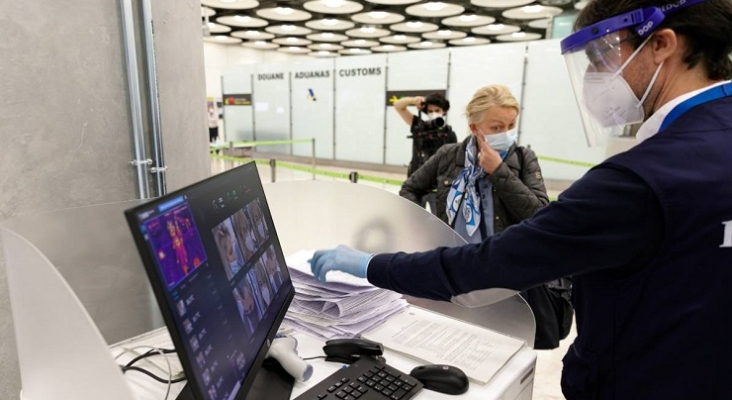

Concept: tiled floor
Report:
left=212, top=158, right=574, bottom=399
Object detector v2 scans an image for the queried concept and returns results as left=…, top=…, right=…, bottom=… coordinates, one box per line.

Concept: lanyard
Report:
left=660, top=82, right=732, bottom=131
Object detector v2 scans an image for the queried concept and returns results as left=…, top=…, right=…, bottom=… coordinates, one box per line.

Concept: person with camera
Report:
left=399, top=84, right=571, bottom=350
left=394, top=93, right=457, bottom=213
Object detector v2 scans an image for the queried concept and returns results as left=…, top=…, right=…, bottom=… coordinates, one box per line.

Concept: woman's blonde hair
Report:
left=464, top=84, right=520, bottom=125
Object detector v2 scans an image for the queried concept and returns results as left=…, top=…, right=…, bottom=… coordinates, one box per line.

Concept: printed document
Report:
left=363, top=306, right=525, bottom=384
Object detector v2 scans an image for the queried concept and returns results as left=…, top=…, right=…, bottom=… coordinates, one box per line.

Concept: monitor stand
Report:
left=175, top=359, right=296, bottom=400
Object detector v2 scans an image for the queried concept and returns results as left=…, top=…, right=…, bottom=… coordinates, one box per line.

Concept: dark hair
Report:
left=423, top=92, right=450, bottom=113
left=575, top=0, right=732, bottom=80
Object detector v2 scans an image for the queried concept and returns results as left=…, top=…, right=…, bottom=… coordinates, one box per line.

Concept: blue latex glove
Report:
left=309, top=245, right=373, bottom=283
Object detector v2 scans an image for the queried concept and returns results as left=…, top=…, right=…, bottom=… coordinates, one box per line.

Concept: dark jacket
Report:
left=400, top=136, right=550, bottom=233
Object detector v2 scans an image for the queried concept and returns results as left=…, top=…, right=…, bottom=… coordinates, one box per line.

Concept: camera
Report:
left=407, top=112, right=451, bottom=175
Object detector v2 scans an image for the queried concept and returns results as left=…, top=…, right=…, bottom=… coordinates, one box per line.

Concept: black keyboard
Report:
left=295, top=356, right=424, bottom=400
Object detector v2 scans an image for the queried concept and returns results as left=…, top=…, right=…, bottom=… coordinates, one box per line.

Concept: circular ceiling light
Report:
left=201, top=0, right=259, bottom=10
left=339, top=48, right=373, bottom=55
left=306, top=32, right=350, bottom=42
left=242, top=40, right=280, bottom=49
left=390, top=21, right=439, bottom=33
left=201, top=7, right=216, bottom=17
left=441, top=14, right=495, bottom=27
left=312, top=50, right=339, bottom=57
left=502, top=5, right=563, bottom=19
left=449, top=36, right=491, bottom=45
left=495, top=31, right=542, bottom=41
left=277, top=46, right=312, bottom=54
left=272, top=37, right=313, bottom=46
left=341, top=39, right=380, bottom=47
left=575, top=0, right=588, bottom=10
left=308, top=43, right=345, bottom=51
left=265, top=24, right=313, bottom=35
left=372, top=44, right=407, bottom=52
left=203, top=35, right=243, bottom=44
left=351, top=11, right=405, bottom=24
left=256, top=7, right=312, bottom=22
left=528, top=18, right=551, bottom=29
left=470, top=0, right=535, bottom=8
left=407, top=41, right=447, bottom=49
left=231, top=30, right=275, bottom=39
left=216, top=15, right=268, bottom=28
left=379, top=34, right=421, bottom=44
left=345, top=27, right=391, bottom=38
left=364, top=0, right=421, bottom=5
left=304, top=0, right=364, bottom=14
left=206, top=23, right=232, bottom=34
left=422, top=29, right=467, bottom=40
left=472, top=23, right=520, bottom=35
left=305, top=18, right=355, bottom=31
left=406, top=2, right=465, bottom=17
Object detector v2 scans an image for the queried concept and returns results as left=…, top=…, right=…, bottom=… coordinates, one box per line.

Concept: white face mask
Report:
left=481, top=128, right=518, bottom=152
left=427, top=112, right=443, bottom=121
left=582, top=36, right=663, bottom=128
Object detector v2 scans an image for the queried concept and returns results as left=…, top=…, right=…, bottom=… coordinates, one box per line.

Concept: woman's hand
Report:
left=477, top=134, right=503, bottom=175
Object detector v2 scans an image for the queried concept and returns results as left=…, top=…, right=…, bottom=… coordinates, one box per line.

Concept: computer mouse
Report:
left=322, top=338, right=384, bottom=364
left=410, top=364, right=469, bottom=395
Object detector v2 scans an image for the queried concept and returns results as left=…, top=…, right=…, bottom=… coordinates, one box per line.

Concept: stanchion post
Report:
left=311, top=138, right=316, bottom=180
left=269, top=159, right=276, bottom=183
left=349, top=171, right=358, bottom=183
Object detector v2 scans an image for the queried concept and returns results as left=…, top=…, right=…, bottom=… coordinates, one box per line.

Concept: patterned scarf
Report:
left=446, top=137, right=485, bottom=237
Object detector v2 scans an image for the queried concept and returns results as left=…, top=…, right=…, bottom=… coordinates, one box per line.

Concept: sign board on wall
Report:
left=253, top=64, right=291, bottom=154
left=291, top=59, right=335, bottom=158
left=222, top=93, right=252, bottom=106
left=334, top=55, right=387, bottom=164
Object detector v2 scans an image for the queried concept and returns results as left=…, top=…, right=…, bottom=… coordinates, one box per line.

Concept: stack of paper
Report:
left=283, top=250, right=408, bottom=341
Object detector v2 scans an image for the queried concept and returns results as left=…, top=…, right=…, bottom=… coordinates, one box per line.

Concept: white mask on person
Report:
left=582, top=36, right=664, bottom=127
left=427, top=112, right=443, bottom=121
left=481, top=128, right=518, bottom=152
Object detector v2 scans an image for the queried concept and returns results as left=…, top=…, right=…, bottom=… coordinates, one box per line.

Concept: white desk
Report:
left=113, top=318, right=536, bottom=400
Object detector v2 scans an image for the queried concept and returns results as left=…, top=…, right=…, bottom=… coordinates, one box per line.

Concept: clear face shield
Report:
left=560, top=0, right=707, bottom=147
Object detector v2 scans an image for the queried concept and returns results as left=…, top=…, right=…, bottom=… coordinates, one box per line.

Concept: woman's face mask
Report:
left=480, top=128, right=518, bottom=152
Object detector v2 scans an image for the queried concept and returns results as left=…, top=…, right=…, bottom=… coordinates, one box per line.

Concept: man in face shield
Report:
left=310, top=1, right=732, bottom=398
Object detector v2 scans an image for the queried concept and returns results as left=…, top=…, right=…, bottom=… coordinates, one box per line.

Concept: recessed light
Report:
left=322, top=43, right=332, bottom=48
left=437, top=30, right=451, bottom=36
left=289, top=46, right=300, bottom=50
left=394, top=34, right=406, bottom=40
left=487, top=23, right=504, bottom=31
left=281, top=24, right=297, bottom=31
left=286, top=37, right=299, bottom=43
left=234, top=15, right=251, bottom=22
left=523, top=5, right=543, bottom=13
left=406, top=21, right=423, bottom=28
left=360, top=26, right=376, bottom=33
left=512, top=31, right=526, bottom=37
left=459, top=15, right=477, bottom=22
left=275, top=7, right=294, bottom=15
left=324, top=0, right=344, bottom=8
left=322, top=19, right=338, bottom=26
left=220, top=0, right=237, bottom=3
left=424, top=2, right=446, bottom=11
left=322, top=32, right=334, bottom=38
left=369, top=11, right=387, bottom=19
left=464, top=36, right=476, bottom=42
left=215, top=35, right=229, bottom=40
left=255, top=40, right=266, bottom=45
left=355, top=39, right=366, bottom=44
left=384, top=44, right=394, bottom=49
left=318, top=50, right=331, bottom=55
left=422, top=41, right=433, bottom=46
left=246, top=30, right=259, bottom=36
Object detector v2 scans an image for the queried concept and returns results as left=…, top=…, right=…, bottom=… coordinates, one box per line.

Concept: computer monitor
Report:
left=125, top=162, right=295, bottom=400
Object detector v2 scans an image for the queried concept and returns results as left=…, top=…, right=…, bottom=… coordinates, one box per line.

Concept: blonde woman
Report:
left=399, top=84, right=572, bottom=350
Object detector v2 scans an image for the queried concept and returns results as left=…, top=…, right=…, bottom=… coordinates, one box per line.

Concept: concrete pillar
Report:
left=0, top=0, right=209, bottom=397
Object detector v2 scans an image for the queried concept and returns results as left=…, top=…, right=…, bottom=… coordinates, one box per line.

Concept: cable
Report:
left=115, top=345, right=175, bottom=400
left=302, top=355, right=327, bottom=361
left=124, top=348, right=176, bottom=369
left=123, top=366, right=187, bottom=384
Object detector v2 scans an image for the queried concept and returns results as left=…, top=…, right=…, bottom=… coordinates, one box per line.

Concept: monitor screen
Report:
left=125, top=162, right=294, bottom=400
